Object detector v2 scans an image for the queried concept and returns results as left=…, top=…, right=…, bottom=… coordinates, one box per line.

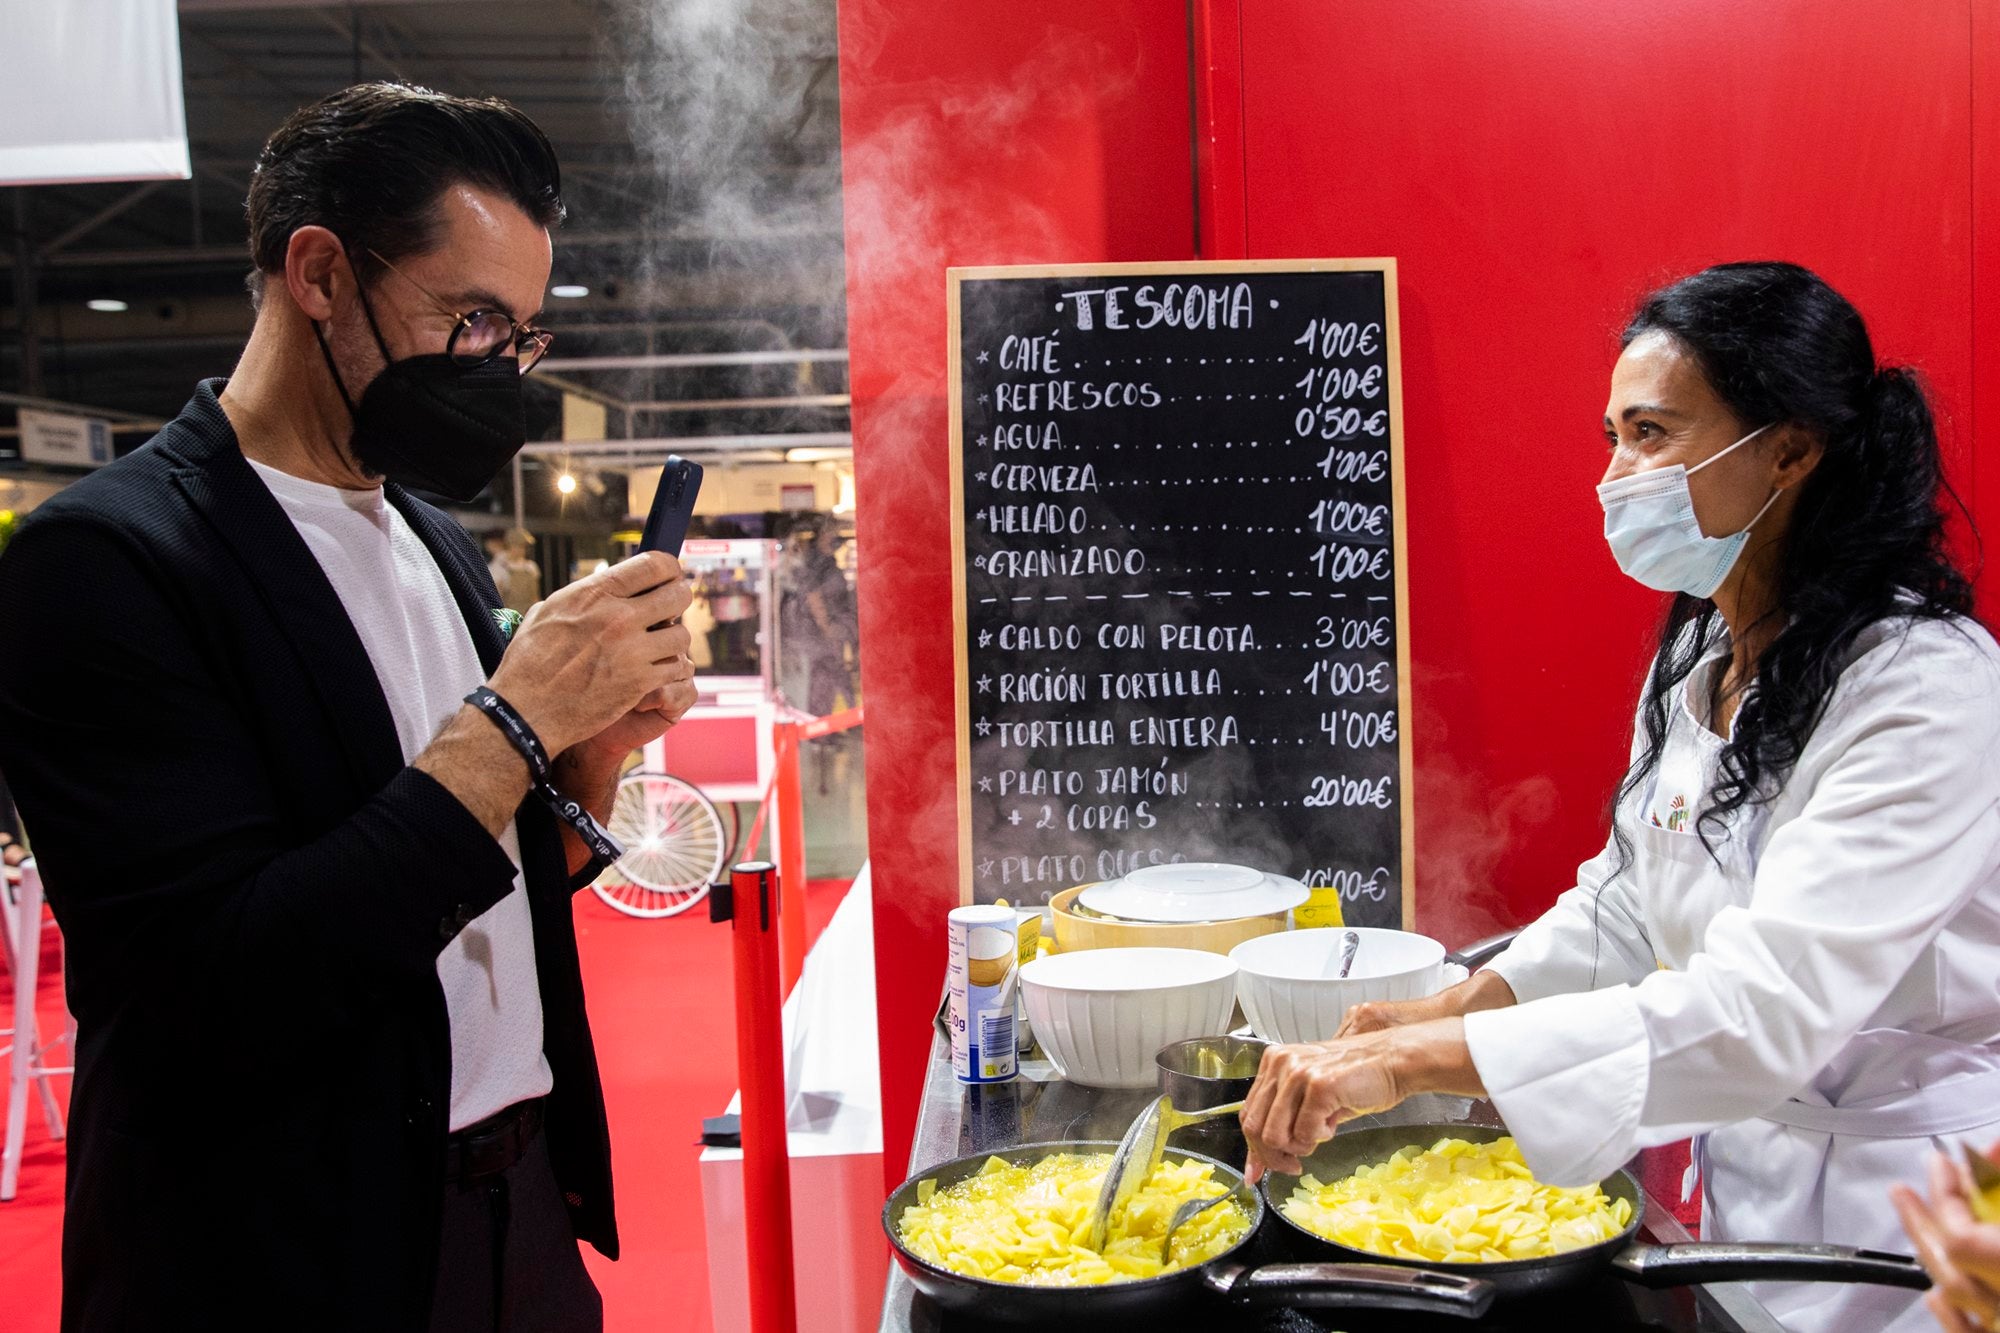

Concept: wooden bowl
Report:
left=1048, top=885, right=1288, bottom=956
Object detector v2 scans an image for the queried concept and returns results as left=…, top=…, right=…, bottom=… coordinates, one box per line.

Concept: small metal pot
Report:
left=1156, top=1035, right=1270, bottom=1169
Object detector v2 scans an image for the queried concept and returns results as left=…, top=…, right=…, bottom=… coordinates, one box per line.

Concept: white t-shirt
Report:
left=249, top=458, right=554, bottom=1131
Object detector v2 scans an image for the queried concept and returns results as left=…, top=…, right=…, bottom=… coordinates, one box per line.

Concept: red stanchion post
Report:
left=725, top=861, right=798, bottom=1333
left=773, top=721, right=809, bottom=996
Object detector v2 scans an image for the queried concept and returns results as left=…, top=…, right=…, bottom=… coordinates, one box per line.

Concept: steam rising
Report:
left=604, top=0, right=845, bottom=322
left=1415, top=764, right=1560, bottom=948
left=600, top=4, right=1532, bottom=946
left=831, top=30, right=1139, bottom=934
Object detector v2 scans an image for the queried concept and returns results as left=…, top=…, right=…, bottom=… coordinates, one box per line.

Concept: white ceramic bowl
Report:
left=1230, top=928, right=1464, bottom=1045
left=1019, top=947, right=1239, bottom=1088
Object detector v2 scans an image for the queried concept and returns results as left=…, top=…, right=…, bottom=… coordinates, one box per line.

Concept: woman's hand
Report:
left=1337, top=968, right=1520, bottom=1038
left=1240, top=1018, right=1485, bottom=1182
left=1892, top=1148, right=2000, bottom=1332
left=1336, top=993, right=1460, bottom=1038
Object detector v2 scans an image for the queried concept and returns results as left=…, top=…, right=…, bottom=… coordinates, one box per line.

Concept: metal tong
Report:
left=1082, top=1095, right=1244, bottom=1253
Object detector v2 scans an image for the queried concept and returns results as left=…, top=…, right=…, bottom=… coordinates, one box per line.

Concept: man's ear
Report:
left=283, top=226, right=349, bottom=322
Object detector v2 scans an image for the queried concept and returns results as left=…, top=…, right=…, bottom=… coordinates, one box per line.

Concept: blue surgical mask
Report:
left=1597, top=423, right=1782, bottom=598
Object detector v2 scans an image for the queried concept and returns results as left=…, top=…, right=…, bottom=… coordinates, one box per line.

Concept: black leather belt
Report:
left=443, top=1098, right=544, bottom=1185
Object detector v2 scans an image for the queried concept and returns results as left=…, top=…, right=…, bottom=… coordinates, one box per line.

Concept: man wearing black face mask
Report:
left=0, top=85, right=688, bottom=1332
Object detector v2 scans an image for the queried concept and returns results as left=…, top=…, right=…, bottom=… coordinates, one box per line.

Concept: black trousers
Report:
left=427, top=1125, right=603, bottom=1333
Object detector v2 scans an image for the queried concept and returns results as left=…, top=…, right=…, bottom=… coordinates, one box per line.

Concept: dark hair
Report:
left=1606, top=262, right=1978, bottom=891
left=244, top=82, right=564, bottom=303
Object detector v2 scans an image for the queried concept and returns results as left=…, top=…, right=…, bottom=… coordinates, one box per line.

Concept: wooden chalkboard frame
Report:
left=947, top=258, right=1413, bottom=929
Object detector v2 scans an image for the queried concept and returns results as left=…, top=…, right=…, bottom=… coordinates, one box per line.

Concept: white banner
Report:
left=0, top=0, right=191, bottom=186
left=18, top=410, right=115, bottom=469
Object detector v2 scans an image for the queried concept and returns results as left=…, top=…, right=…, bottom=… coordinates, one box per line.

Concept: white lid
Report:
left=1077, top=861, right=1311, bottom=923
left=949, top=904, right=1019, bottom=927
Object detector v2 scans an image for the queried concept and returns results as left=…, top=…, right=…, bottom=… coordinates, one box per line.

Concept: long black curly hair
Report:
left=1607, top=262, right=1979, bottom=878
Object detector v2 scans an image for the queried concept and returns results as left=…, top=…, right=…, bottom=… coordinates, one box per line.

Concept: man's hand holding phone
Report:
left=576, top=455, right=706, bottom=755
left=440, top=457, right=704, bottom=865
left=489, top=551, right=695, bottom=760
left=421, top=549, right=694, bottom=847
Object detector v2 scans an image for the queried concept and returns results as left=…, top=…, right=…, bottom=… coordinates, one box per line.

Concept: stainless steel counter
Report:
left=879, top=1032, right=1785, bottom=1332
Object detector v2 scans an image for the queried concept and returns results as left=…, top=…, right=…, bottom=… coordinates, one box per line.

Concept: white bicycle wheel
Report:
left=593, top=772, right=726, bottom=918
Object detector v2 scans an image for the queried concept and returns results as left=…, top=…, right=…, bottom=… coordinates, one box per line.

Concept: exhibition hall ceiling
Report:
left=2, top=0, right=848, bottom=449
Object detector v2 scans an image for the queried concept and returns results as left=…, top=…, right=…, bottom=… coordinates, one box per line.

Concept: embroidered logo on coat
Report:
left=492, top=607, right=523, bottom=641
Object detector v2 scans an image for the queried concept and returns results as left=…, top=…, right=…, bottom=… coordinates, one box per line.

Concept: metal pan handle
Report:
left=1205, top=1261, right=1498, bottom=1317
left=1446, top=930, right=1520, bottom=971
left=1614, top=1242, right=1932, bottom=1291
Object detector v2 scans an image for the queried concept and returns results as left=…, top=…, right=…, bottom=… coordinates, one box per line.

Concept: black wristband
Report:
left=464, top=686, right=552, bottom=782
left=536, top=779, right=624, bottom=865
left=463, top=687, right=624, bottom=865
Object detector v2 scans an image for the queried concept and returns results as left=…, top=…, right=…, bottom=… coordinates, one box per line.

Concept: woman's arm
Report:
left=1336, top=966, right=1517, bottom=1036
left=1468, top=625, right=2000, bottom=1187
left=1243, top=1016, right=1490, bottom=1177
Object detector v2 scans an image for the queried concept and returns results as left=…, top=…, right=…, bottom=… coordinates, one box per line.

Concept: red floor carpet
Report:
left=0, top=878, right=853, bottom=1333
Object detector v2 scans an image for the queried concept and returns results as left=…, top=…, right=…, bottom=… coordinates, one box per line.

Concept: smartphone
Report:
left=641, top=456, right=704, bottom=556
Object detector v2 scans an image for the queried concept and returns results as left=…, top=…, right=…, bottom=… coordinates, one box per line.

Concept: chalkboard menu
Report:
left=950, top=260, right=1413, bottom=929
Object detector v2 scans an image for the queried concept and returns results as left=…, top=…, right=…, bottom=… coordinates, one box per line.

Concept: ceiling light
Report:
left=785, top=446, right=852, bottom=464
left=556, top=473, right=578, bottom=495
left=549, top=284, right=589, bottom=299
left=86, top=298, right=129, bottom=313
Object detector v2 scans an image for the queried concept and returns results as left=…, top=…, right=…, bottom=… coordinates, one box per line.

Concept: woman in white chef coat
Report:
left=1241, top=261, right=2000, bottom=1333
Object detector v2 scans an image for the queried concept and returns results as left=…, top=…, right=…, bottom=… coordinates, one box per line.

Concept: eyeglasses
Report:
left=362, top=248, right=555, bottom=374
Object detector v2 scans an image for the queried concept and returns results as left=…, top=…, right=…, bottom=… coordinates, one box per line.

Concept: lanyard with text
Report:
left=463, top=686, right=624, bottom=863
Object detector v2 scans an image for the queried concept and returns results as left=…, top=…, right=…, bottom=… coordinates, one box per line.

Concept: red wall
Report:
left=1978, top=1, right=2000, bottom=586
left=839, top=0, right=1992, bottom=1181
left=1237, top=0, right=1978, bottom=945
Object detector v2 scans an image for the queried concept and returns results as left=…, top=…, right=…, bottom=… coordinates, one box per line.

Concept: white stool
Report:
left=2, top=858, right=73, bottom=1201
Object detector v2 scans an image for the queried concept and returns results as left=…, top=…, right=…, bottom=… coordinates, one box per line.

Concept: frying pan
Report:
left=883, top=1139, right=1499, bottom=1322
left=1261, top=1122, right=1930, bottom=1301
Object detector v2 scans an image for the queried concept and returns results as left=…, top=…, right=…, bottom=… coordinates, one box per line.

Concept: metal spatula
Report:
left=1161, top=1191, right=1235, bottom=1259
left=1081, top=1096, right=1244, bottom=1252
left=1336, top=929, right=1362, bottom=978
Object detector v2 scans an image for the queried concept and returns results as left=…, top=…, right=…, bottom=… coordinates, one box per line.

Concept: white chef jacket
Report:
left=1465, top=614, right=2000, bottom=1333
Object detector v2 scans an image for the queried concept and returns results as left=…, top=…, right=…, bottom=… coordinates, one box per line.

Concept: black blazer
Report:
left=0, top=382, right=617, bottom=1331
